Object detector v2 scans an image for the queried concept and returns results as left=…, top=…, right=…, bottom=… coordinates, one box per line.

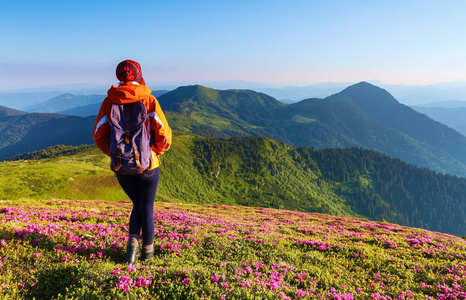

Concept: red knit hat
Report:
left=116, top=60, right=144, bottom=83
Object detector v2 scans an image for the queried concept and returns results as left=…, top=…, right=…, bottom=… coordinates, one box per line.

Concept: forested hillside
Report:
left=193, top=136, right=466, bottom=235
left=307, top=147, right=466, bottom=234
left=0, top=106, right=95, bottom=160
left=158, top=83, right=466, bottom=177
left=4, top=133, right=466, bottom=236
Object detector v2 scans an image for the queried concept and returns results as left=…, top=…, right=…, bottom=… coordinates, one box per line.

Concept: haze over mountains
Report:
left=18, top=90, right=170, bottom=116
left=411, top=104, right=466, bottom=138
left=3, top=80, right=466, bottom=109
left=253, top=80, right=466, bottom=105
left=24, top=93, right=104, bottom=113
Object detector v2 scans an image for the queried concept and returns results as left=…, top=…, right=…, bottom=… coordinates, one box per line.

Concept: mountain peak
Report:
left=352, top=81, right=373, bottom=87
left=342, top=81, right=389, bottom=95
left=329, top=81, right=398, bottom=106
left=174, top=84, right=214, bottom=94
left=159, top=85, right=219, bottom=108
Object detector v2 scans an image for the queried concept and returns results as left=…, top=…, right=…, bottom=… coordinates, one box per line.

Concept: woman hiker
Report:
left=93, top=59, right=172, bottom=263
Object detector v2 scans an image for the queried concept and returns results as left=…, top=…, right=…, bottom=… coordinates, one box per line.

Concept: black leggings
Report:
left=117, top=168, right=160, bottom=245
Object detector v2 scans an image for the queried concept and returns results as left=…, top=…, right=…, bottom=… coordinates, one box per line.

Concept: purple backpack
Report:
left=108, top=101, right=152, bottom=174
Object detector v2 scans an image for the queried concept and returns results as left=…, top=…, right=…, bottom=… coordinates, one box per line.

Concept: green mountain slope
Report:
left=1, top=133, right=352, bottom=218
left=327, top=82, right=466, bottom=165
left=308, top=147, right=466, bottom=234
left=4, top=133, right=466, bottom=235
left=158, top=85, right=286, bottom=140
left=281, top=83, right=466, bottom=175
left=159, top=83, right=466, bottom=177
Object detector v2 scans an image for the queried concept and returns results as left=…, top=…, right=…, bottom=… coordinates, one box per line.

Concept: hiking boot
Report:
left=141, top=249, right=155, bottom=261
left=126, top=244, right=139, bottom=264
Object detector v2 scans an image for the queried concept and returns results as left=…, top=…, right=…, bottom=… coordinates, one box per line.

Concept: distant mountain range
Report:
left=175, top=80, right=466, bottom=105
left=2, top=82, right=466, bottom=178
left=411, top=106, right=466, bottom=137
left=259, top=80, right=466, bottom=105
left=20, top=90, right=170, bottom=116
left=157, top=82, right=466, bottom=177
left=24, top=93, right=104, bottom=113
left=4, top=80, right=466, bottom=108
left=253, top=82, right=353, bottom=103
left=0, top=91, right=63, bottom=110
left=415, top=100, right=466, bottom=108
left=380, top=81, right=466, bottom=105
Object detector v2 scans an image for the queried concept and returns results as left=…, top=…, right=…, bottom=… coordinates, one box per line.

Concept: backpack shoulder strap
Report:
left=124, top=104, right=132, bottom=144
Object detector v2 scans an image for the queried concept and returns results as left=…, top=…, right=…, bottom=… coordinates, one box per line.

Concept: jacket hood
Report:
left=107, top=82, right=152, bottom=104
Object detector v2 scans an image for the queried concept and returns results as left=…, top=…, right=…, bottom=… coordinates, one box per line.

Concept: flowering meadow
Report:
left=1, top=199, right=466, bottom=299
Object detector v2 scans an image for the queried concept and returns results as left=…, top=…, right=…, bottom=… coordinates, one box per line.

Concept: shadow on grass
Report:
left=25, top=264, right=88, bottom=300
left=0, top=226, right=125, bottom=299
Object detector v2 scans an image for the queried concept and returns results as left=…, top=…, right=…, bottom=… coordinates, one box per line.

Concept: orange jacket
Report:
left=93, top=81, right=172, bottom=169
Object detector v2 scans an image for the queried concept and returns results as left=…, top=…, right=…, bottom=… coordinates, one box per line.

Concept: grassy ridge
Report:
left=0, top=132, right=352, bottom=219
left=0, top=146, right=124, bottom=201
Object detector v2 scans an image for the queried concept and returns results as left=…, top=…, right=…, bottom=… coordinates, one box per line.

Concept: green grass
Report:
left=189, top=111, right=237, bottom=130
left=1, top=199, right=465, bottom=299
left=0, top=149, right=125, bottom=201
left=291, top=115, right=317, bottom=123
left=0, top=132, right=354, bottom=219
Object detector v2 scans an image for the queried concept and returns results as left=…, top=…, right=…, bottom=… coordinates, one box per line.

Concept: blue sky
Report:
left=2, top=0, right=466, bottom=90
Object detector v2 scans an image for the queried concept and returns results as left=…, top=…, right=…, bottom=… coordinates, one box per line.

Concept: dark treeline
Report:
left=305, top=147, right=466, bottom=235
left=192, top=136, right=466, bottom=236
left=7, top=145, right=94, bottom=161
